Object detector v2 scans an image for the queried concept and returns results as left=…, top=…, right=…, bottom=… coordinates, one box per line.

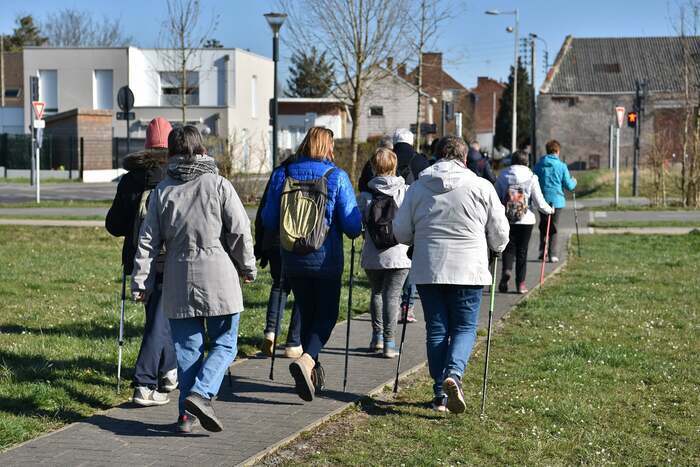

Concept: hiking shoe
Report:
left=132, top=386, right=169, bottom=407
left=443, top=374, right=466, bottom=414
left=176, top=412, right=199, bottom=433
left=517, top=282, right=529, bottom=294
left=498, top=273, right=510, bottom=293
left=369, top=333, right=384, bottom=352
left=159, top=368, right=178, bottom=393
left=311, top=361, right=326, bottom=394
left=550, top=256, right=560, bottom=263
left=184, top=393, right=223, bottom=432
left=289, top=353, right=315, bottom=402
left=262, top=332, right=275, bottom=357
left=284, top=345, right=303, bottom=359
left=398, top=306, right=417, bottom=324
left=431, top=395, right=448, bottom=412
left=382, top=340, right=398, bottom=359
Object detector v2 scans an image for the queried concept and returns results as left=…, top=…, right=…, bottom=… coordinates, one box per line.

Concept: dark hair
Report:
left=512, top=150, right=530, bottom=167
left=435, top=136, right=467, bottom=162
left=168, top=125, right=206, bottom=160
left=545, top=139, right=561, bottom=155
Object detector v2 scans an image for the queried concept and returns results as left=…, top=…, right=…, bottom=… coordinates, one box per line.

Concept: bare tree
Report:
left=43, top=9, right=133, bottom=47
left=409, top=0, right=453, bottom=149
left=648, top=130, right=674, bottom=206
left=281, top=0, right=411, bottom=184
left=159, top=0, right=217, bottom=123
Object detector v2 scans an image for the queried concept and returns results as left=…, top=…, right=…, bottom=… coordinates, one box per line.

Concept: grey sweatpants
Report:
left=365, top=268, right=410, bottom=342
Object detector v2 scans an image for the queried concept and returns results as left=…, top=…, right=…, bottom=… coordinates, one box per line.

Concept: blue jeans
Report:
left=264, top=253, right=302, bottom=346
left=169, top=313, right=240, bottom=416
left=417, top=284, right=482, bottom=397
left=401, top=275, right=416, bottom=310
left=133, top=287, right=177, bottom=387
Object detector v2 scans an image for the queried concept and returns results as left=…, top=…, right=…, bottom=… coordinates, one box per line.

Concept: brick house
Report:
left=0, top=51, right=24, bottom=134
left=538, top=36, right=700, bottom=169
left=471, top=77, right=506, bottom=154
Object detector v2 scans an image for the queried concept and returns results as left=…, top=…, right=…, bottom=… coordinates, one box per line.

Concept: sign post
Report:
left=32, top=100, right=45, bottom=203
left=117, top=86, right=135, bottom=163
left=614, top=106, right=625, bottom=206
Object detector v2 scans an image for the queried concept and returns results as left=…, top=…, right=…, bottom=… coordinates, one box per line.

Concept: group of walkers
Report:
left=107, top=117, right=577, bottom=433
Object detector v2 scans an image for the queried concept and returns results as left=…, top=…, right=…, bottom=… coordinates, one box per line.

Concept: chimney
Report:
left=387, top=56, right=394, bottom=71
left=397, top=63, right=407, bottom=78
left=422, top=52, right=443, bottom=70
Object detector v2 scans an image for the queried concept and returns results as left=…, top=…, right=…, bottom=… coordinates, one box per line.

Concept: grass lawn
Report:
left=279, top=234, right=700, bottom=465
left=0, top=200, right=112, bottom=209
left=589, top=220, right=700, bottom=229
left=0, top=215, right=105, bottom=221
left=0, top=226, right=369, bottom=451
left=573, top=168, right=683, bottom=200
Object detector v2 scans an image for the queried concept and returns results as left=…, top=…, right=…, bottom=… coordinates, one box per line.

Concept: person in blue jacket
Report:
left=533, top=139, right=577, bottom=262
left=262, top=127, right=362, bottom=402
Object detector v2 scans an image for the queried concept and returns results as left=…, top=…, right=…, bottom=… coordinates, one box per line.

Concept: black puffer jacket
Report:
left=358, top=142, right=429, bottom=191
left=467, top=148, right=497, bottom=184
left=105, top=149, right=167, bottom=274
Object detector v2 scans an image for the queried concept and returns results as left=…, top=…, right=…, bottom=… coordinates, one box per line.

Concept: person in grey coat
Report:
left=358, top=148, right=411, bottom=358
left=393, top=136, right=509, bottom=414
left=132, top=126, right=256, bottom=434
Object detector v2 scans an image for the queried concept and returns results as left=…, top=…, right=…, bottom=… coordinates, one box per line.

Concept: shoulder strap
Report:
left=322, top=167, right=335, bottom=179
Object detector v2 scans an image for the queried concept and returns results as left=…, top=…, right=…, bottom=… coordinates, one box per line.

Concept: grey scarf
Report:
left=167, top=154, right=218, bottom=182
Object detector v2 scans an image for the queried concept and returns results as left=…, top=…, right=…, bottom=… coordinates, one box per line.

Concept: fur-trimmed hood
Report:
left=123, top=148, right=169, bottom=171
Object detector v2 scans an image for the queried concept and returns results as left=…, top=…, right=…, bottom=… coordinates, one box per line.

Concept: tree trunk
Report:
left=415, top=52, right=423, bottom=150
left=181, top=49, right=187, bottom=123
left=349, top=93, right=362, bottom=187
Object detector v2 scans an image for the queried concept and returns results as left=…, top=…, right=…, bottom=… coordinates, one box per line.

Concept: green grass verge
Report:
left=285, top=234, right=700, bottom=465
left=589, top=204, right=699, bottom=212
left=0, top=226, right=369, bottom=451
left=573, top=168, right=683, bottom=200
left=0, top=200, right=112, bottom=209
left=0, top=215, right=105, bottom=221
left=590, top=220, right=700, bottom=229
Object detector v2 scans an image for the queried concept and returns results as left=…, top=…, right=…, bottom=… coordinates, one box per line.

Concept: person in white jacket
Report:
left=358, top=148, right=411, bottom=358
left=495, top=150, right=554, bottom=294
left=393, top=136, right=510, bottom=414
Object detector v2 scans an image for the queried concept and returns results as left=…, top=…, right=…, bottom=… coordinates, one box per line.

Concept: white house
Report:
left=278, top=97, right=351, bottom=153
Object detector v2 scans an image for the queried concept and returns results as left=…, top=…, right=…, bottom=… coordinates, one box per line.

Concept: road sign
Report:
left=117, top=86, right=134, bottom=112
left=33, top=120, right=45, bottom=128
left=32, top=101, right=46, bottom=120
left=615, top=106, right=625, bottom=128
left=116, top=112, right=135, bottom=120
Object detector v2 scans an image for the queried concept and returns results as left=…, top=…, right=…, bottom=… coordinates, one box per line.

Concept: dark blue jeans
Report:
left=417, top=284, right=483, bottom=398
left=133, top=286, right=177, bottom=387
left=264, top=254, right=301, bottom=346
left=288, top=275, right=342, bottom=359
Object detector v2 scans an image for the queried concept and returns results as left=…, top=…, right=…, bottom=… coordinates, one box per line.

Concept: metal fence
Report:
left=0, top=133, right=82, bottom=173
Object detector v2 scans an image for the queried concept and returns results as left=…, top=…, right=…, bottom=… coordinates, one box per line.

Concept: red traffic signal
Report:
left=627, top=111, right=638, bottom=128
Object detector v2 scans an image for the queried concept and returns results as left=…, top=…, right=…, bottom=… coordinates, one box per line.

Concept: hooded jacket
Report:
left=131, top=160, right=256, bottom=320
left=261, top=156, right=362, bottom=278
left=533, top=154, right=577, bottom=209
left=494, top=164, right=554, bottom=225
left=467, top=148, right=497, bottom=183
left=358, top=175, right=411, bottom=270
left=105, top=149, right=167, bottom=274
left=358, top=142, right=429, bottom=192
left=393, top=159, right=510, bottom=286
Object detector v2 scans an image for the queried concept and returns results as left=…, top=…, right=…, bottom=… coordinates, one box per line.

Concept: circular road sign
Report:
left=117, top=86, right=135, bottom=112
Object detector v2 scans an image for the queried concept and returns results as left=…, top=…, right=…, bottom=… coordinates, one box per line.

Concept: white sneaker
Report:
left=133, top=386, right=169, bottom=406
left=284, top=345, right=303, bottom=359
left=160, top=368, right=178, bottom=392
left=550, top=256, right=560, bottom=263
left=262, top=332, right=275, bottom=357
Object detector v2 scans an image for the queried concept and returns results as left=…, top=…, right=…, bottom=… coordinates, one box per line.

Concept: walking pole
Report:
left=393, top=302, right=409, bottom=394
left=572, top=191, right=582, bottom=257
left=269, top=276, right=286, bottom=381
left=480, top=256, right=498, bottom=417
left=117, top=270, right=126, bottom=393
left=539, top=214, right=552, bottom=286
left=343, top=238, right=357, bottom=393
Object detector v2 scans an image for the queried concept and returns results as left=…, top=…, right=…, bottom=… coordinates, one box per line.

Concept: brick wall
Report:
left=45, top=108, right=113, bottom=171
left=472, top=77, right=505, bottom=134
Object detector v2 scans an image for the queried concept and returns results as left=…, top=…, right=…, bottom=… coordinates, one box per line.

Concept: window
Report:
left=38, top=70, right=58, bottom=113
left=3, top=89, right=20, bottom=98
left=251, top=75, right=257, bottom=118
left=369, top=106, right=384, bottom=117
left=593, top=63, right=621, bottom=73
left=93, top=70, right=113, bottom=110
left=160, top=71, right=199, bottom=106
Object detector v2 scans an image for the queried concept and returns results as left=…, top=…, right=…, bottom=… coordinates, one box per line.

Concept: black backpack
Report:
left=366, top=191, right=398, bottom=250
left=397, top=154, right=417, bottom=184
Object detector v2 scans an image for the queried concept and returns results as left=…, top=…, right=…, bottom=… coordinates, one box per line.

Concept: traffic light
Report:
left=627, top=111, right=638, bottom=128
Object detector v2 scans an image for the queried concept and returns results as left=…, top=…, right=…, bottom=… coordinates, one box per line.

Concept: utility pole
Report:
left=632, top=80, right=646, bottom=197
left=529, top=34, right=537, bottom=165
left=1, top=35, right=5, bottom=108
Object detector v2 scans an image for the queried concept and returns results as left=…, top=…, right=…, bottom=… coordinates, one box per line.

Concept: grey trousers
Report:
left=365, top=268, right=410, bottom=342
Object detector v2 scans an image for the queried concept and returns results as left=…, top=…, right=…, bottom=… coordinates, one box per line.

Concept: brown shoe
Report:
left=289, top=353, right=315, bottom=401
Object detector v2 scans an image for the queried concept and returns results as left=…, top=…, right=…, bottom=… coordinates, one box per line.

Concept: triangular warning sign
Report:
left=32, top=101, right=46, bottom=120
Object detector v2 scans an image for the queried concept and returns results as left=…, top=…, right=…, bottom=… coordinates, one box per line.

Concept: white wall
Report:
left=358, top=73, right=422, bottom=141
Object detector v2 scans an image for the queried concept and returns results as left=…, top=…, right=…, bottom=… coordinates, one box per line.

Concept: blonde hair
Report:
left=371, top=148, right=397, bottom=176
left=295, top=127, right=334, bottom=161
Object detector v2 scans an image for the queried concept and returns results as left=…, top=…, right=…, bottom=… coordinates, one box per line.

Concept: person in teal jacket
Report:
left=533, top=139, right=577, bottom=263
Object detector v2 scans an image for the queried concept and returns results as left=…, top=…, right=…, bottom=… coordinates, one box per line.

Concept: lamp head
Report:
left=485, top=9, right=500, bottom=15
left=506, top=26, right=514, bottom=33
left=264, top=12, right=287, bottom=33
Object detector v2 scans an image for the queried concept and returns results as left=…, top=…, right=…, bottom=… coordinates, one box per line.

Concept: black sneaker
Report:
left=176, top=412, right=199, bottom=433
left=184, top=393, right=223, bottom=432
left=443, top=374, right=466, bottom=414
left=311, top=361, right=326, bottom=394
left=431, top=395, right=448, bottom=412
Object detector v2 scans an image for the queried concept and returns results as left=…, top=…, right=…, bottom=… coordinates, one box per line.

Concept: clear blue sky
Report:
left=1, top=0, right=677, bottom=91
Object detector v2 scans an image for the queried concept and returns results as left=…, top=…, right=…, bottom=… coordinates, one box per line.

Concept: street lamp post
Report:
left=264, top=12, right=287, bottom=169
left=486, top=8, right=519, bottom=154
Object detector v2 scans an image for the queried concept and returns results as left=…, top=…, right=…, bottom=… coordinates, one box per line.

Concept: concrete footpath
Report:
left=0, top=183, right=117, bottom=203
left=0, top=214, right=572, bottom=467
